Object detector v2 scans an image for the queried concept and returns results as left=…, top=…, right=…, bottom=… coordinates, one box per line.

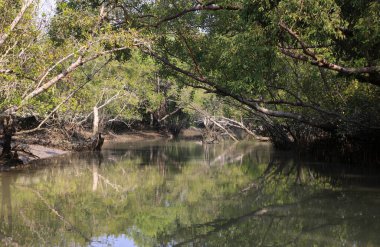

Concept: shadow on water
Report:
left=0, top=140, right=379, bottom=246
left=267, top=150, right=380, bottom=189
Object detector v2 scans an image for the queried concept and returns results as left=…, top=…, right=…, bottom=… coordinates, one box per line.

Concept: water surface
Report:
left=0, top=141, right=379, bottom=246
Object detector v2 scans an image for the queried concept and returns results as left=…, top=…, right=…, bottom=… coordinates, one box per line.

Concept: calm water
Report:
left=0, top=140, right=380, bottom=246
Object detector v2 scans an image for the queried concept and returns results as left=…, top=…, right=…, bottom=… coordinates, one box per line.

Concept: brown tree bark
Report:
left=1, top=116, right=15, bottom=159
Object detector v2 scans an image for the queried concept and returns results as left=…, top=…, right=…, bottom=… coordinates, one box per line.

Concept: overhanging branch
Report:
left=138, top=44, right=336, bottom=131
left=279, top=22, right=380, bottom=86
left=153, top=2, right=241, bottom=27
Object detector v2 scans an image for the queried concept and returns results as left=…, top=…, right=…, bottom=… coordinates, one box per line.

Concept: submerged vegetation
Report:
left=0, top=0, right=379, bottom=163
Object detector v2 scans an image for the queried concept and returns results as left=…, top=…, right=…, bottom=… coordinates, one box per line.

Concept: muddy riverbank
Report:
left=0, top=128, right=204, bottom=169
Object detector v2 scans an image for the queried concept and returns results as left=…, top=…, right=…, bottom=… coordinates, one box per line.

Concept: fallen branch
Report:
left=188, top=103, right=238, bottom=141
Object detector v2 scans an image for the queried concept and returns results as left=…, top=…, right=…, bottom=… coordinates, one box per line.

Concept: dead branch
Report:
left=158, top=107, right=184, bottom=123
left=188, top=103, right=238, bottom=141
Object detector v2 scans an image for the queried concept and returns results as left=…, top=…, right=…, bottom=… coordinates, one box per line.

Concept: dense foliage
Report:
left=1, top=0, right=379, bottom=148
left=132, top=0, right=380, bottom=146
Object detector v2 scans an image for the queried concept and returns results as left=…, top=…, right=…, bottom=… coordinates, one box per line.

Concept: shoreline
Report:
left=0, top=130, right=176, bottom=170
left=0, top=128, right=268, bottom=170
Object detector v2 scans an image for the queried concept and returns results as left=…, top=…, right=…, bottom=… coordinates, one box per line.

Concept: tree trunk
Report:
left=150, top=113, right=154, bottom=128
left=93, top=106, right=99, bottom=135
left=1, top=116, right=15, bottom=159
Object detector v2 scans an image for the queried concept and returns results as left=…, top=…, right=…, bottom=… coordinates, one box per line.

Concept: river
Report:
left=0, top=140, right=379, bottom=246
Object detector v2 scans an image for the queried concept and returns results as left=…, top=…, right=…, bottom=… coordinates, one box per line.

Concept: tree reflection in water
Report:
left=0, top=141, right=379, bottom=246
left=1, top=175, right=13, bottom=235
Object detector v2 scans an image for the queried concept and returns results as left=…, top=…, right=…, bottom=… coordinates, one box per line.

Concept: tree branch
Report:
left=154, top=2, right=240, bottom=27
left=158, top=107, right=183, bottom=123
left=16, top=58, right=112, bottom=135
left=138, top=45, right=335, bottom=131
left=20, top=46, right=130, bottom=106
left=0, top=0, right=34, bottom=47
left=279, top=22, right=380, bottom=86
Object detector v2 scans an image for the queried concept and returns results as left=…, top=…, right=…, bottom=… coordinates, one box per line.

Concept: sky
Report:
left=38, top=0, right=56, bottom=20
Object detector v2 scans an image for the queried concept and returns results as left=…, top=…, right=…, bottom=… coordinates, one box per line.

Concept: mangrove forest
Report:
left=0, top=0, right=379, bottom=246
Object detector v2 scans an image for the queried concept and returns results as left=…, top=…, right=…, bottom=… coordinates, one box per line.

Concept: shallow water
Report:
left=0, top=140, right=380, bottom=246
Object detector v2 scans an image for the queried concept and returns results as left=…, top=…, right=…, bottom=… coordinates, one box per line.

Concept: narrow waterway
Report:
left=0, top=141, right=379, bottom=246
